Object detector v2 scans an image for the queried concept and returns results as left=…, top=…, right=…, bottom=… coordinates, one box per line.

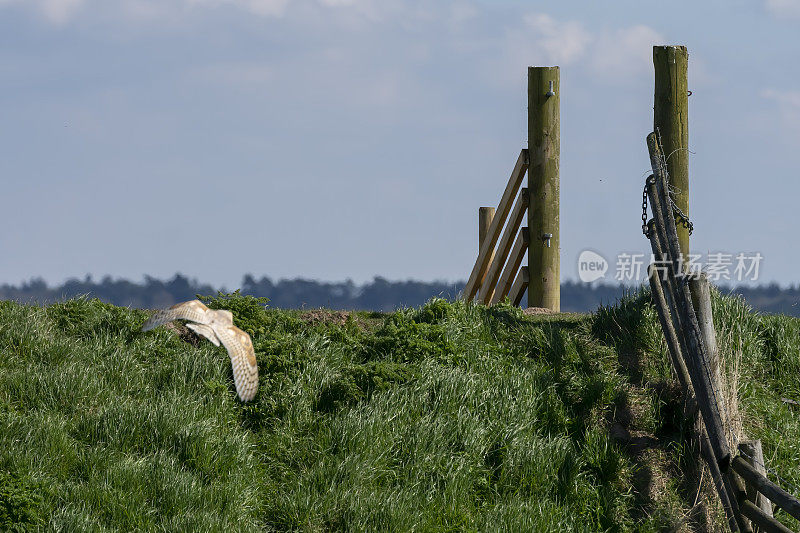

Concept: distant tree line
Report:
left=1, top=274, right=798, bottom=316
left=0, top=275, right=463, bottom=312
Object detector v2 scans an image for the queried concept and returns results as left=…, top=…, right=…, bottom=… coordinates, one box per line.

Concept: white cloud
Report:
left=520, top=13, right=592, bottom=65
left=0, top=0, right=289, bottom=23
left=318, top=0, right=358, bottom=6
left=497, top=15, right=663, bottom=87
left=495, top=12, right=591, bottom=87
left=765, top=0, right=800, bottom=18
left=184, top=0, right=289, bottom=17
left=42, top=0, right=86, bottom=23
left=590, top=25, right=664, bottom=80
left=449, top=2, right=477, bottom=27
left=0, top=0, right=87, bottom=24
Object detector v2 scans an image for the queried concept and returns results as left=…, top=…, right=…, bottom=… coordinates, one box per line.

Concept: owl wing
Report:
left=214, top=324, right=259, bottom=402
left=212, top=309, right=234, bottom=325
left=141, top=300, right=212, bottom=331
left=186, top=323, right=222, bottom=347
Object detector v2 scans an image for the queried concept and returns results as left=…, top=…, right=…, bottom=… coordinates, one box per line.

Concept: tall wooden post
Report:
left=653, top=45, right=690, bottom=261
left=527, top=66, right=560, bottom=312
left=478, top=207, right=495, bottom=286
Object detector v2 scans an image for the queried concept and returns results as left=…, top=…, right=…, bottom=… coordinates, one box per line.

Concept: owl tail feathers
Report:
left=140, top=319, right=159, bottom=332
left=141, top=311, right=177, bottom=332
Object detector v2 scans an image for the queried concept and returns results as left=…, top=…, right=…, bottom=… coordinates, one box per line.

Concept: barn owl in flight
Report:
left=142, top=300, right=258, bottom=402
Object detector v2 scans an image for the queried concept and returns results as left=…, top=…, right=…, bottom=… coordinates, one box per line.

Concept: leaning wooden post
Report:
left=647, top=133, right=731, bottom=471
left=479, top=207, right=495, bottom=286
left=738, top=501, right=791, bottom=533
left=653, top=45, right=690, bottom=263
left=648, top=261, right=691, bottom=392
left=689, top=273, right=749, bottom=529
left=479, top=207, right=495, bottom=250
left=727, top=471, right=755, bottom=533
left=648, top=260, right=741, bottom=532
left=690, top=273, right=727, bottom=428
left=704, top=434, right=746, bottom=533
left=528, top=66, right=560, bottom=311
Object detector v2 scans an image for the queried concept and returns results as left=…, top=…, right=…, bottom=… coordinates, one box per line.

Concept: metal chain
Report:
left=670, top=198, right=694, bottom=235
left=642, top=181, right=651, bottom=237
left=641, top=173, right=694, bottom=237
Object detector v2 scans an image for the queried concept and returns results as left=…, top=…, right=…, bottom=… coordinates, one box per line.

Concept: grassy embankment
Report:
left=0, top=290, right=797, bottom=531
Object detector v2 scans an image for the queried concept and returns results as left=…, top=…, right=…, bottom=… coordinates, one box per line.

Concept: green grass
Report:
left=0, top=290, right=797, bottom=531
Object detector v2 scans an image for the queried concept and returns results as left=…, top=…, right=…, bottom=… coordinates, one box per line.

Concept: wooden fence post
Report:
left=648, top=261, right=691, bottom=391
left=690, top=273, right=726, bottom=427
left=463, top=150, right=528, bottom=302
left=479, top=207, right=495, bottom=249
left=647, top=133, right=731, bottom=471
left=653, top=45, right=690, bottom=263
left=479, top=207, right=495, bottom=286
left=478, top=189, right=528, bottom=304
left=510, top=267, right=529, bottom=307
left=648, top=258, right=742, bottom=532
left=688, top=273, right=752, bottom=530
left=492, top=228, right=529, bottom=305
left=731, top=456, right=800, bottom=522
left=739, top=441, right=776, bottom=530
left=528, top=66, right=560, bottom=311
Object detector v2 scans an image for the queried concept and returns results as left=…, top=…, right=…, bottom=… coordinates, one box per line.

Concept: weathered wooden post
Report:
left=653, top=45, right=690, bottom=262
left=690, top=273, right=726, bottom=426
left=732, top=455, right=800, bottom=520
left=479, top=207, right=495, bottom=286
left=647, top=133, right=731, bottom=471
left=648, top=235, right=741, bottom=532
left=689, top=273, right=750, bottom=530
left=528, top=66, right=560, bottom=311
left=739, top=440, right=776, bottom=531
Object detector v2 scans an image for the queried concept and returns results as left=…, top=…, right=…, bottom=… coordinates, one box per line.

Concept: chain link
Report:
left=670, top=199, right=694, bottom=235
left=641, top=174, right=694, bottom=238
left=642, top=184, right=650, bottom=237
left=641, top=175, right=656, bottom=238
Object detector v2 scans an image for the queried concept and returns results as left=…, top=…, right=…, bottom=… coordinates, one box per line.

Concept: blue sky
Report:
left=1, top=0, right=799, bottom=287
